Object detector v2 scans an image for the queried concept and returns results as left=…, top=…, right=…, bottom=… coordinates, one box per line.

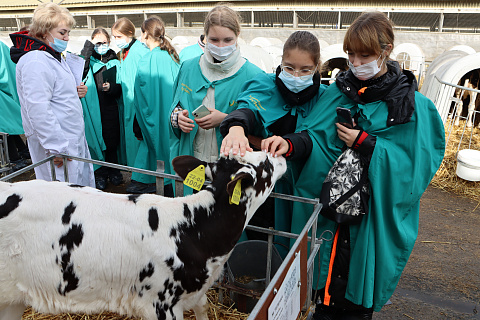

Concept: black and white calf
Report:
left=0, top=151, right=286, bottom=320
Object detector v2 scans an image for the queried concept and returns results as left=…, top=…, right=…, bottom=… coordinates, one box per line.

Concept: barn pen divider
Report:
left=0, top=154, right=326, bottom=320
left=433, top=75, right=480, bottom=151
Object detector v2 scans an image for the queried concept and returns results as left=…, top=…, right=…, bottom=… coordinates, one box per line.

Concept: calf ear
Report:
left=226, top=172, right=254, bottom=196
left=172, top=156, right=208, bottom=181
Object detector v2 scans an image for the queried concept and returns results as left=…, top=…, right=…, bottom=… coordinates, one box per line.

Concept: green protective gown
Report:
left=118, top=39, right=149, bottom=166
left=169, top=55, right=263, bottom=195
left=236, top=72, right=327, bottom=255
left=0, top=41, right=23, bottom=135
left=293, top=84, right=445, bottom=311
left=80, top=56, right=120, bottom=170
left=131, top=47, right=180, bottom=184
left=179, top=43, right=203, bottom=63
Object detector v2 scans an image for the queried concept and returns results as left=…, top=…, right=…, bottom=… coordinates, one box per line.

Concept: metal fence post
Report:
left=156, top=160, right=165, bottom=196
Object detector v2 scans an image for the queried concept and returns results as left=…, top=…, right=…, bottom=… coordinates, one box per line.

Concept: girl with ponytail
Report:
left=126, top=16, right=180, bottom=195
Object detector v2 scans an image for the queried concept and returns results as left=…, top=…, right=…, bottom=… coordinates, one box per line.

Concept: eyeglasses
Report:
left=94, top=42, right=108, bottom=47
left=280, top=65, right=316, bottom=80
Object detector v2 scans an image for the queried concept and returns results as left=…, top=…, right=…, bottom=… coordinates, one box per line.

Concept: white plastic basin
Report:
left=456, top=149, right=480, bottom=181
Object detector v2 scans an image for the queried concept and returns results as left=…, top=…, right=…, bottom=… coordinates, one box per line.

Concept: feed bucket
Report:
left=226, top=240, right=283, bottom=312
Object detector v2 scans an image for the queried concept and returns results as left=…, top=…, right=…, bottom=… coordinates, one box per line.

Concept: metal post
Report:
left=15, top=18, right=21, bottom=30
left=156, top=160, right=165, bottom=196
left=251, top=10, right=254, bottom=27
left=144, top=12, right=147, bottom=21
left=293, top=10, right=298, bottom=28
left=50, top=159, right=57, bottom=181
left=337, top=11, right=341, bottom=29
left=175, top=180, right=184, bottom=197
left=265, top=229, right=274, bottom=287
left=176, top=12, right=184, bottom=27
left=87, top=15, right=92, bottom=29
left=114, top=14, right=118, bottom=22
left=63, top=155, right=69, bottom=183
left=438, top=12, right=444, bottom=32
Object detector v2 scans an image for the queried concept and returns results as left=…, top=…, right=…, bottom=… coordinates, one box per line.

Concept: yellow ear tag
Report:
left=183, top=165, right=205, bottom=191
left=229, top=178, right=241, bottom=205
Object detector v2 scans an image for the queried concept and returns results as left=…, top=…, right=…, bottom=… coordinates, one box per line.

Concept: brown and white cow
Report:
left=0, top=151, right=286, bottom=320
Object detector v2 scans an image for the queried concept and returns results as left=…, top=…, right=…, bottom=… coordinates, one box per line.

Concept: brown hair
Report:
left=112, top=17, right=136, bottom=38
left=283, top=31, right=321, bottom=68
left=141, top=16, right=179, bottom=63
left=29, top=3, right=75, bottom=39
left=204, top=4, right=242, bottom=37
left=343, top=11, right=394, bottom=56
left=112, top=17, right=135, bottom=59
left=91, top=27, right=110, bottom=42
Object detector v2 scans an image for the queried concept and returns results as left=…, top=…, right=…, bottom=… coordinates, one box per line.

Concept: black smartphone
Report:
left=336, top=107, right=354, bottom=129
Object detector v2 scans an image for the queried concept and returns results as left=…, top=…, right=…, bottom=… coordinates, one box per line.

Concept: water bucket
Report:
left=226, top=240, right=283, bottom=312
left=456, top=149, right=480, bottom=181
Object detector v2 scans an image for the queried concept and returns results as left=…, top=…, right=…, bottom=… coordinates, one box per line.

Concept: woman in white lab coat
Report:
left=9, top=3, right=94, bottom=187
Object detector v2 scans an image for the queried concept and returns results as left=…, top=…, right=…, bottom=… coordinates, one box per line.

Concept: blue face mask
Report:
left=115, top=38, right=130, bottom=49
left=49, top=32, right=68, bottom=53
left=278, top=69, right=314, bottom=93
left=94, top=44, right=109, bottom=55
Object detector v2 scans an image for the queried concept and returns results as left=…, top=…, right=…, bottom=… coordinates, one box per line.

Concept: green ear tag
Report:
left=183, top=165, right=205, bottom=191
left=229, top=179, right=241, bottom=205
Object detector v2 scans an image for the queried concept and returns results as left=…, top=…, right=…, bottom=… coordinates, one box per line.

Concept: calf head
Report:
left=173, top=151, right=286, bottom=226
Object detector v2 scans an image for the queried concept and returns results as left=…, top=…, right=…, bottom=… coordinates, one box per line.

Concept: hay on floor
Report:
left=431, top=119, right=480, bottom=203
left=21, top=289, right=248, bottom=320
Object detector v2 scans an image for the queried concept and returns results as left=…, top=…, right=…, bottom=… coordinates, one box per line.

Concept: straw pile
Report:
left=21, top=289, right=249, bottom=320
left=431, top=119, right=480, bottom=203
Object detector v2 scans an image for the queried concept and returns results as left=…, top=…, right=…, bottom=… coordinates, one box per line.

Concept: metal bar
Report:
left=156, top=160, right=165, bottom=196
left=50, top=159, right=57, bottom=182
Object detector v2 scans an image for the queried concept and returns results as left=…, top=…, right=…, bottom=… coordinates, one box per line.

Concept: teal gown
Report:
left=131, top=47, right=180, bottom=184
left=169, top=55, right=263, bottom=194
left=179, top=43, right=203, bottom=63
left=292, top=79, right=445, bottom=311
left=118, top=39, right=149, bottom=166
left=80, top=56, right=120, bottom=169
left=0, top=41, right=23, bottom=135
left=235, top=72, right=327, bottom=254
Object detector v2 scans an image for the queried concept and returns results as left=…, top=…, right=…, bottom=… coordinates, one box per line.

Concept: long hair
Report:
left=141, top=16, right=179, bottom=63
left=112, top=17, right=136, bottom=60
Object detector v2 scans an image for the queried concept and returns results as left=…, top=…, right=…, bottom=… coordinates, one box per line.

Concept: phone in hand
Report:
left=336, top=107, right=354, bottom=129
left=192, top=105, right=211, bottom=118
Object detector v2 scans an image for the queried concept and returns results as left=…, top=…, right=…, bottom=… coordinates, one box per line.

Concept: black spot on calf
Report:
left=59, top=224, right=84, bottom=251
left=148, top=208, right=159, bottom=231
left=68, top=184, right=84, bottom=188
left=139, top=262, right=155, bottom=282
left=0, top=194, right=22, bottom=219
left=128, top=194, right=141, bottom=204
left=62, top=201, right=76, bottom=225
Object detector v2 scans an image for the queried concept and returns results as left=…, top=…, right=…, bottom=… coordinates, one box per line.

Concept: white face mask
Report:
left=94, top=44, right=109, bottom=55
left=348, top=53, right=386, bottom=81
left=206, top=42, right=237, bottom=61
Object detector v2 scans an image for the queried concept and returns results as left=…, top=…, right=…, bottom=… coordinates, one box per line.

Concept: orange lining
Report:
left=324, top=227, right=340, bottom=306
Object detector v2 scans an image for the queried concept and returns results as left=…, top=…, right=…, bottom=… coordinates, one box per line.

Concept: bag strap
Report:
left=329, top=167, right=369, bottom=210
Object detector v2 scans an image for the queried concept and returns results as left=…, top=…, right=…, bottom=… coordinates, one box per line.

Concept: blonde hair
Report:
left=204, top=4, right=242, bottom=37
left=343, top=11, right=394, bottom=57
left=29, top=3, right=75, bottom=39
left=141, top=16, right=179, bottom=63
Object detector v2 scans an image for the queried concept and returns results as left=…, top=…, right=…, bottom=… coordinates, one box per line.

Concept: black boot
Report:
left=313, top=303, right=341, bottom=320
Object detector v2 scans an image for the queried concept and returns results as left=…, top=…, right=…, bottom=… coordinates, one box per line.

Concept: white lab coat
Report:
left=16, top=50, right=95, bottom=187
